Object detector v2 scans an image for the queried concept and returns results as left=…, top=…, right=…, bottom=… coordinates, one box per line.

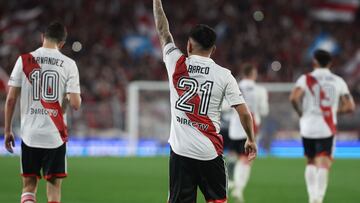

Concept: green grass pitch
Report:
left=0, top=156, right=359, bottom=203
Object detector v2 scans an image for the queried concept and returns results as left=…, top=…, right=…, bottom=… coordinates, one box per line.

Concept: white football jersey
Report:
left=295, top=68, right=350, bottom=139
left=229, top=79, right=269, bottom=140
left=8, top=47, right=80, bottom=149
left=163, top=43, right=245, bottom=160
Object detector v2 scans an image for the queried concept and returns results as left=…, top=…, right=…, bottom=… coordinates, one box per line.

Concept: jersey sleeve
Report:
left=225, top=74, right=245, bottom=106
left=8, top=56, right=23, bottom=87
left=339, top=78, right=350, bottom=95
left=295, top=75, right=306, bottom=89
left=163, top=43, right=183, bottom=74
left=65, top=62, right=81, bottom=93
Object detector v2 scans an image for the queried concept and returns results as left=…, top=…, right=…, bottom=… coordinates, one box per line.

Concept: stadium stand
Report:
left=0, top=0, right=359, bottom=135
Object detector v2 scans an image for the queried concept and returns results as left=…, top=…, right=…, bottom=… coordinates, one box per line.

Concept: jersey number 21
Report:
left=175, top=77, right=213, bottom=116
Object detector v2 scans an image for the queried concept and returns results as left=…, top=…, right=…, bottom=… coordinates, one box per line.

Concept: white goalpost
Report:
left=126, top=80, right=294, bottom=155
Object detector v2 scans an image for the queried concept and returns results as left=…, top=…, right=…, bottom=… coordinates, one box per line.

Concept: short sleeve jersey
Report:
left=163, top=43, right=245, bottom=160
left=8, top=47, right=81, bottom=148
left=294, top=68, right=350, bottom=138
left=229, top=79, right=269, bottom=140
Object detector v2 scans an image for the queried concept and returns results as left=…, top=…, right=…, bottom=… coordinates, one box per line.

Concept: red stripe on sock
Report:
left=21, top=194, right=36, bottom=203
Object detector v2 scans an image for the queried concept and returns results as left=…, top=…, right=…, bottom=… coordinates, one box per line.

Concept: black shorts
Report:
left=229, top=139, right=246, bottom=155
left=21, top=141, right=67, bottom=180
left=302, top=136, right=334, bottom=159
left=168, top=150, right=227, bottom=203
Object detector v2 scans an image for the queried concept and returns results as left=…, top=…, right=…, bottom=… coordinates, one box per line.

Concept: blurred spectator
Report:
left=1, top=0, right=359, bottom=103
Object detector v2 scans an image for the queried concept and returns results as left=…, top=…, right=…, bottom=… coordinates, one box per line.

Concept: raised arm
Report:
left=153, top=0, right=174, bottom=48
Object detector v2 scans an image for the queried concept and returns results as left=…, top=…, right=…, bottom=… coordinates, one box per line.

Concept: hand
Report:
left=244, top=139, right=257, bottom=161
left=61, top=94, right=70, bottom=113
left=4, top=131, right=15, bottom=153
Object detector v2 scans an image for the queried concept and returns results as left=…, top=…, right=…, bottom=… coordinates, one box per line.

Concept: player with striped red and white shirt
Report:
left=153, top=1, right=257, bottom=202
left=290, top=50, right=355, bottom=203
left=4, top=22, right=81, bottom=203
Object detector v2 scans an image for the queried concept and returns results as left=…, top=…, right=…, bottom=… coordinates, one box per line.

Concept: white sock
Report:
left=233, top=160, right=251, bottom=194
left=21, top=192, right=36, bottom=203
left=305, top=165, right=318, bottom=202
left=317, top=168, right=329, bottom=202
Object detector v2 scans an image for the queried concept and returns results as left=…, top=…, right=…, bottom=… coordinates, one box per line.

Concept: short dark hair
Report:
left=44, top=22, right=67, bottom=43
left=189, top=24, right=217, bottom=50
left=242, top=63, right=256, bottom=77
left=314, top=49, right=332, bottom=67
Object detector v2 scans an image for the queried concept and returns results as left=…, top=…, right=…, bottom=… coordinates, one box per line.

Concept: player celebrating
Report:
left=290, top=50, right=355, bottom=203
left=153, top=1, right=257, bottom=203
left=228, top=64, right=269, bottom=202
left=4, top=22, right=81, bottom=203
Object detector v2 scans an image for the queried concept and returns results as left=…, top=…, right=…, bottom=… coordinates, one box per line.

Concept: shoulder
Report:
left=58, top=53, right=77, bottom=70
left=296, top=73, right=309, bottom=82
left=332, top=74, right=348, bottom=87
left=60, top=52, right=76, bottom=65
left=214, top=63, right=232, bottom=76
left=331, top=72, right=345, bottom=81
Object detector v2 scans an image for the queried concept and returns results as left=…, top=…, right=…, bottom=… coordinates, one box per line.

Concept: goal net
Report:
left=127, top=81, right=296, bottom=154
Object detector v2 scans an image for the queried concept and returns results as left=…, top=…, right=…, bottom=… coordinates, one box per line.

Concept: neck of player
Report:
left=42, top=39, right=59, bottom=50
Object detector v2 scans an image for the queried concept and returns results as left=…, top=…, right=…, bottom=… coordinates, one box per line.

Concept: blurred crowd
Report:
left=1, top=0, right=360, bottom=105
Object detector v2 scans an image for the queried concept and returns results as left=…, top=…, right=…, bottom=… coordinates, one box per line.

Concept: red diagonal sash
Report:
left=172, top=55, right=223, bottom=155
left=305, top=74, right=336, bottom=135
left=21, top=53, right=68, bottom=142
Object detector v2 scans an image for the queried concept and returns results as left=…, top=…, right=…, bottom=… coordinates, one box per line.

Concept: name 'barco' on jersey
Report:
left=188, top=64, right=209, bottom=74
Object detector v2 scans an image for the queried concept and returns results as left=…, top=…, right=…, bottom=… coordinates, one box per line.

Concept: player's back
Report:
left=163, top=43, right=244, bottom=160
left=295, top=68, right=350, bottom=138
left=229, top=79, right=268, bottom=140
left=238, top=79, right=268, bottom=125
left=9, top=47, right=80, bottom=148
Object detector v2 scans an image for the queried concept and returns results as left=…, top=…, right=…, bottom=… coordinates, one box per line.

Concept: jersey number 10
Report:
left=175, top=77, right=213, bottom=116
left=30, top=70, right=59, bottom=102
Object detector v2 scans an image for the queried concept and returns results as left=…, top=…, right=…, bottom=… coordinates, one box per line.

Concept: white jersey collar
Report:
left=312, top=68, right=331, bottom=74
left=188, top=55, right=214, bottom=63
left=37, top=47, right=60, bottom=53
left=241, top=79, right=255, bottom=84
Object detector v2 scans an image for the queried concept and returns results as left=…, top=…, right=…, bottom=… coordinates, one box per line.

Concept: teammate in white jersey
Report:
left=4, top=22, right=81, bottom=203
left=228, top=64, right=269, bottom=202
left=153, top=1, right=257, bottom=202
left=290, top=50, right=355, bottom=203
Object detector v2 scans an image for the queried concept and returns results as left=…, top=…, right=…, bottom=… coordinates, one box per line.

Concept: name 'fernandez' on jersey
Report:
left=163, top=43, right=245, bottom=160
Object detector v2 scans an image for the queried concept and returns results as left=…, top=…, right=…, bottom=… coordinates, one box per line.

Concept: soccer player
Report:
left=290, top=50, right=355, bottom=203
left=4, top=22, right=81, bottom=203
left=228, top=64, right=269, bottom=202
left=153, top=1, right=257, bottom=203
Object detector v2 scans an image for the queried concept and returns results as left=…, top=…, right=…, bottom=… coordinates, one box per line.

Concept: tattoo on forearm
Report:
left=153, top=0, right=173, bottom=47
left=291, top=101, right=302, bottom=117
